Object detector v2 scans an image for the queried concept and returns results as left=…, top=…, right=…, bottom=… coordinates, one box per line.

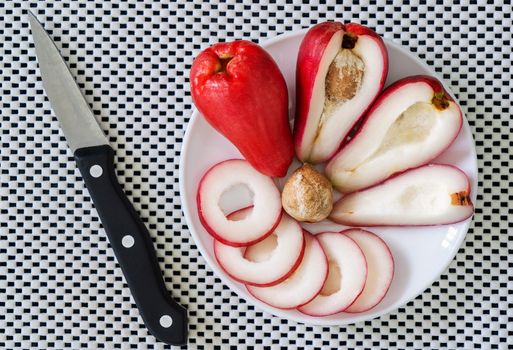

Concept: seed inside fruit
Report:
left=325, top=49, right=364, bottom=103
left=319, top=260, right=341, bottom=296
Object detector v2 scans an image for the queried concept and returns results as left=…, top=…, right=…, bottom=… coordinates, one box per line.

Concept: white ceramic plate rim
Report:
left=179, top=29, right=478, bottom=326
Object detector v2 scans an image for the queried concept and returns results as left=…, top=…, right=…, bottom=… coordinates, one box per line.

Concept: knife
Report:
left=28, top=11, right=187, bottom=346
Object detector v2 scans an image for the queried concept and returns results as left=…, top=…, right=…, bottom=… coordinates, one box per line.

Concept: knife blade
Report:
left=28, top=10, right=187, bottom=346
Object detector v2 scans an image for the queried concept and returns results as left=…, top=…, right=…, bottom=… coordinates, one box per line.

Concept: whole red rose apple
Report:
left=190, top=40, right=294, bottom=177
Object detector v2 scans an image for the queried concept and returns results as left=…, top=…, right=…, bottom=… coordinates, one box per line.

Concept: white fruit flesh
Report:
left=343, top=229, right=394, bottom=313
left=327, top=82, right=462, bottom=193
left=198, top=159, right=282, bottom=245
left=330, top=164, right=474, bottom=226
left=214, top=211, right=304, bottom=286
left=246, top=233, right=328, bottom=309
left=299, top=34, right=385, bottom=163
left=298, top=232, right=367, bottom=316
left=298, top=29, right=343, bottom=163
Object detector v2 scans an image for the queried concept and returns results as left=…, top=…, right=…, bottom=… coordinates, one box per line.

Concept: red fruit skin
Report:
left=213, top=229, right=306, bottom=287
left=329, top=163, right=475, bottom=227
left=190, top=40, right=294, bottom=177
left=294, top=22, right=388, bottom=162
left=196, top=162, right=282, bottom=247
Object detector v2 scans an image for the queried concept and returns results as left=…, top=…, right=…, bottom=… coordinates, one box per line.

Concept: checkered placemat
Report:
left=1, top=1, right=511, bottom=349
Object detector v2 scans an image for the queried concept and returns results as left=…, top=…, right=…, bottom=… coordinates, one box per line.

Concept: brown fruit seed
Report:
left=325, top=49, right=364, bottom=103
left=281, top=164, right=333, bottom=223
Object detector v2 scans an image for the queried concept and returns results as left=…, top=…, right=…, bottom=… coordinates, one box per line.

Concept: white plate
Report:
left=179, top=29, right=478, bottom=325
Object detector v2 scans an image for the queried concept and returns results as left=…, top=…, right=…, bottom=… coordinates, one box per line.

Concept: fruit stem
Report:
left=432, top=92, right=450, bottom=110
left=216, top=56, right=233, bottom=74
left=342, top=34, right=358, bottom=49
left=451, top=191, right=471, bottom=206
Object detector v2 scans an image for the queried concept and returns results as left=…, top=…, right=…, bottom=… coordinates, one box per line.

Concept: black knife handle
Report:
left=74, top=145, right=187, bottom=346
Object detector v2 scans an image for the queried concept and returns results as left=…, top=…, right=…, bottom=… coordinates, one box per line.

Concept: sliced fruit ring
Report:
left=197, top=159, right=283, bottom=246
left=330, top=164, right=474, bottom=226
left=294, top=21, right=388, bottom=164
left=298, top=232, right=367, bottom=316
left=214, top=209, right=305, bottom=287
left=246, top=232, right=328, bottom=309
left=342, top=229, right=394, bottom=313
left=326, top=75, right=463, bottom=193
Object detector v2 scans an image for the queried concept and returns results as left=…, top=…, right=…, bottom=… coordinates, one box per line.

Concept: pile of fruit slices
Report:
left=190, top=21, right=474, bottom=316
left=207, top=195, right=395, bottom=315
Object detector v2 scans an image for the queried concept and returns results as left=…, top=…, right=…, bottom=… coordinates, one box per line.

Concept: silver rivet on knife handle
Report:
left=89, top=164, right=103, bottom=178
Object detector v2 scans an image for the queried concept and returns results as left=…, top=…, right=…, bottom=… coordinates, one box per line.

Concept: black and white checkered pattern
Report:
left=1, top=1, right=511, bottom=349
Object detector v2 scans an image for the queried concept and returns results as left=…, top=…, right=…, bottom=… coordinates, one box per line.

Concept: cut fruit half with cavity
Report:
left=326, top=75, right=463, bottom=193
left=246, top=232, right=328, bottom=309
left=197, top=159, right=282, bottom=247
left=294, top=22, right=388, bottom=164
left=330, top=164, right=474, bottom=226
left=214, top=209, right=305, bottom=286
left=342, top=229, right=394, bottom=313
left=298, top=232, right=367, bottom=316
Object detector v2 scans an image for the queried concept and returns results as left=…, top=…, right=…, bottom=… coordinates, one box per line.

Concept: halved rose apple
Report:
left=294, top=22, right=388, bottom=164
left=326, top=75, right=463, bottom=193
left=330, top=164, right=474, bottom=226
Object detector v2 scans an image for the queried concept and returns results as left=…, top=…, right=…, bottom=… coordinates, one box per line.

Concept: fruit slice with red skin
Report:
left=190, top=40, right=293, bottom=177
left=197, top=159, right=282, bottom=247
left=294, top=22, right=388, bottom=164
left=246, top=232, right=328, bottom=309
left=214, top=209, right=305, bottom=286
left=326, top=75, right=463, bottom=193
left=341, top=229, right=394, bottom=313
left=330, top=164, right=474, bottom=226
left=298, top=232, right=367, bottom=316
